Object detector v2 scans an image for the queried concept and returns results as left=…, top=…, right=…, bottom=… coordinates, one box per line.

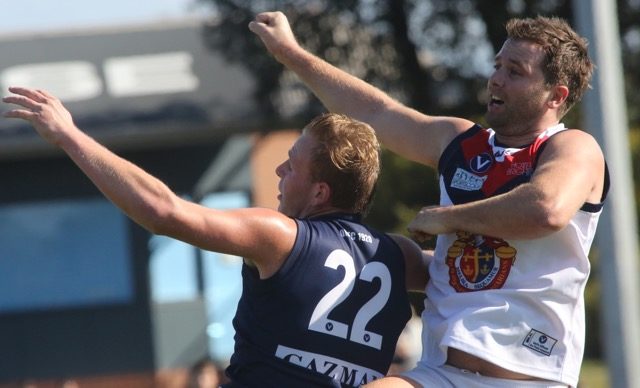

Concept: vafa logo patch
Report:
left=469, top=152, right=493, bottom=173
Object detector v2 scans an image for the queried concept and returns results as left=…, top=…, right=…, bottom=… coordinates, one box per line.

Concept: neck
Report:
left=493, top=120, right=561, bottom=147
left=304, top=206, right=352, bottom=219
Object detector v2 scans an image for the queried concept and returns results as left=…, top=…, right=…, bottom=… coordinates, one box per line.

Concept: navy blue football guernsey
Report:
left=225, top=213, right=412, bottom=387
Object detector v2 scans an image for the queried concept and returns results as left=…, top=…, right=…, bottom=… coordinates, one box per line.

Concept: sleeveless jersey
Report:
left=420, top=124, right=608, bottom=387
left=227, top=213, right=412, bottom=387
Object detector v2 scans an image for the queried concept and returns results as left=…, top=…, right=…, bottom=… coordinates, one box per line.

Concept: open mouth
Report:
left=489, top=96, right=504, bottom=106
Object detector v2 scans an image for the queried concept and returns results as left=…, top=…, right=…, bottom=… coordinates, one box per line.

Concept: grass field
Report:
left=579, top=359, right=610, bottom=388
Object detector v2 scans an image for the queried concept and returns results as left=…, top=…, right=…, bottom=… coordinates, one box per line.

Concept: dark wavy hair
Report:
left=506, top=16, right=594, bottom=117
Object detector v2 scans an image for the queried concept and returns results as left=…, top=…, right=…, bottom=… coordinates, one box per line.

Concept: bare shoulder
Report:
left=539, top=128, right=606, bottom=203
left=550, top=128, right=603, bottom=151
left=234, top=207, right=298, bottom=245
left=543, top=128, right=605, bottom=165
left=218, top=207, right=298, bottom=274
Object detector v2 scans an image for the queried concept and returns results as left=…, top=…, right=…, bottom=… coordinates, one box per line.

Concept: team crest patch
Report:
left=446, top=232, right=516, bottom=292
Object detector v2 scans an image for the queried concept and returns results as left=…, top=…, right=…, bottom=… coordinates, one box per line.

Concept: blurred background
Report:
left=0, top=0, right=638, bottom=387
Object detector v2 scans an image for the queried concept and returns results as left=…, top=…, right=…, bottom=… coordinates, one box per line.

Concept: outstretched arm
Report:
left=407, top=130, right=606, bottom=240
left=249, top=11, right=472, bottom=168
left=3, top=87, right=297, bottom=274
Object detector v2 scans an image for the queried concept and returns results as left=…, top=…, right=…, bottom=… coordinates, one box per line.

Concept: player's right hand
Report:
left=249, top=11, right=300, bottom=62
left=3, top=86, right=77, bottom=146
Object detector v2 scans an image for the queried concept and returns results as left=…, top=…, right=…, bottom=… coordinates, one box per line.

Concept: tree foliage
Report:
left=198, top=0, right=640, bottom=359
left=198, top=0, right=639, bottom=222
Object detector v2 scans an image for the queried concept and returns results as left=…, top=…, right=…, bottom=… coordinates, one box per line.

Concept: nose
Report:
left=489, top=68, right=504, bottom=88
left=275, top=160, right=286, bottom=177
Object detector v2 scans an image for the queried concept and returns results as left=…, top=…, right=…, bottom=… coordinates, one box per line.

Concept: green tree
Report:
left=198, top=0, right=640, bottom=360
left=198, top=0, right=499, bottom=233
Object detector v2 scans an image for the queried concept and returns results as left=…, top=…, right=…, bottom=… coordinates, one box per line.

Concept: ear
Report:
left=548, top=85, right=569, bottom=109
left=311, top=182, right=332, bottom=206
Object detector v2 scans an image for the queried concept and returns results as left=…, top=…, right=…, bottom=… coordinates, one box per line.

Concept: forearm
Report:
left=60, top=128, right=178, bottom=234
left=3, top=87, right=182, bottom=235
left=251, top=11, right=388, bottom=120
left=411, top=184, right=564, bottom=240
left=279, top=45, right=392, bottom=124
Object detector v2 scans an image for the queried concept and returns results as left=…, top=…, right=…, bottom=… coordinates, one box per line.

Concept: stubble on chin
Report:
left=485, top=111, right=506, bottom=131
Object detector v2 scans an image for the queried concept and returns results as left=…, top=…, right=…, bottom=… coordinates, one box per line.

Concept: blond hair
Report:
left=303, top=113, right=380, bottom=214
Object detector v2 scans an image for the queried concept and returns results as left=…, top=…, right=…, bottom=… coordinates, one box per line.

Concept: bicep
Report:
left=161, top=201, right=298, bottom=261
left=371, top=103, right=473, bottom=167
left=390, top=234, right=429, bottom=292
left=530, top=131, right=605, bottom=219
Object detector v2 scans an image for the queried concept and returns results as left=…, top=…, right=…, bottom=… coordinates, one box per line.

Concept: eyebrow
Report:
left=495, top=53, right=522, bottom=64
left=494, top=54, right=528, bottom=70
left=288, top=146, right=298, bottom=160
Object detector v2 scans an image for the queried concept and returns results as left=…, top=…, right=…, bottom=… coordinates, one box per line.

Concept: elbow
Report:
left=132, top=197, right=181, bottom=236
left=534, top=199, right=572, bottom=235
left=148, top=206, right=180, bottom=236
left=144, top=213, right=169, bottom=236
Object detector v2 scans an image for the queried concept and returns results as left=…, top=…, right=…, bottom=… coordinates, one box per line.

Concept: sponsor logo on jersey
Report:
left=275, top=345, right=382, bottom=386
left=446, top=232, right=516, bottom=291
left=451, top=168, right=487, bottom=191
left=506, top=162, right=533, bottom=176
left=522, top=329, right=557, bottom=356
left=469, top=152, right=493, bottom=174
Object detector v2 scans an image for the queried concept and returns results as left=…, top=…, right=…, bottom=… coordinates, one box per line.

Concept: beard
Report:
left=485, top=88, right=550, bottom=136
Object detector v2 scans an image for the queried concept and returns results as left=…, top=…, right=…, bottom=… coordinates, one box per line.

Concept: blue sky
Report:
left=0, top=0, right=207, bottom=34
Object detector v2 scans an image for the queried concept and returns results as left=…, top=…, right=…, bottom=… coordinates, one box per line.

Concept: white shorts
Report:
left=401, top=363, right=569, bottom=388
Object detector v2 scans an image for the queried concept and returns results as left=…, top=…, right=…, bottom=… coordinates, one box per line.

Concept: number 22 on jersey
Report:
left=308, top=249, right=392, bottom=350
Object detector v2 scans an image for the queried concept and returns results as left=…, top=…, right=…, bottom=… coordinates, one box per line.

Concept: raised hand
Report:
left=249, top=11, right=300, bottom=62
left=3, top=86, right=77, bottom=146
